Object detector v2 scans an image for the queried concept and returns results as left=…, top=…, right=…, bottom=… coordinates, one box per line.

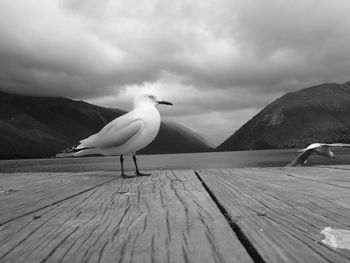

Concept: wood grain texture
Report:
left=317, top=165, right=350, bottom=171
left=196, top=167, right=350, bottom=263
left=0, top=170, right=252, bottom=263
left=0, top=172, right=117, bottom=225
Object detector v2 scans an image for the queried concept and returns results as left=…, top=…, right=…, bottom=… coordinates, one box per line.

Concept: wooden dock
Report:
left=0, top=166, right=350, bottom=262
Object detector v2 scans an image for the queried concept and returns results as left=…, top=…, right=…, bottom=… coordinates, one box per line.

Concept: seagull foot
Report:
left=121, top=173, right=136, bottom=178
left=136, top=171, right=151, bottom=177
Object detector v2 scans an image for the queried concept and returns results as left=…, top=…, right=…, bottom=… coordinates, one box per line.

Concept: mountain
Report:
left=217, top=81, right=350, bottom=151
left=145, top=122, right=212, bottom=154
left=0, top=90, right=212, bottom=159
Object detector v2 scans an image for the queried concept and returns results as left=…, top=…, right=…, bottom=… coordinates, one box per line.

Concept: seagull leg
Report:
left=133, top=154, right=151, bottom=176
left=120, top=155, right=135, bottom=178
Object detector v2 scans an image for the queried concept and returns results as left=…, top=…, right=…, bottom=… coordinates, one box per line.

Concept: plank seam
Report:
left=0, top=177, right=118, bottom=227
left=194, top=170, right=266, bottom=263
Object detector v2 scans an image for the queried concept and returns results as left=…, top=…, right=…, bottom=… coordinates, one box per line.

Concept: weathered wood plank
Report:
left=197, top=168, right=350, bottom=263
left=0, top=172, right=117, bottom=225
left=317, top=165, right=350, bottom=171
left=0, top=170, right=253, bottom=263
left=282, top=166, right=350, bottom=187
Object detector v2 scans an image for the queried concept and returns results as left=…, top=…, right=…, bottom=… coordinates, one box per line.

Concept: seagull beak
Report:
left=157, top=100, right=173, bottom=105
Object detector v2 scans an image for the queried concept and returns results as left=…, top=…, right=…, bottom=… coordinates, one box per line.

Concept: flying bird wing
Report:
left=298, top=143, right=323, bottom=152
left=323, top=143, right=350, bottom=148
left=78, top=111, right=144, bottom=150
left=286, top=150, right=313, bottom=167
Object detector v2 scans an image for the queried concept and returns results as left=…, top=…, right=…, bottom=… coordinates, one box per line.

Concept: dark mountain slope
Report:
left=144, top=122, right=212, bottom=154
left=218, top=81, right=350, bottom=151
left=0, top=90, right=212, bottom=158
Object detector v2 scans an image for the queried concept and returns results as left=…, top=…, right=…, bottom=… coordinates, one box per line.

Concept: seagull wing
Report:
left=286, top=150, right=313, bottom=167
left=322, top=143, right=350, bottom=148
left=78, top=111, right=144, bottom=149
left=298, top=143, right=323, bottom=152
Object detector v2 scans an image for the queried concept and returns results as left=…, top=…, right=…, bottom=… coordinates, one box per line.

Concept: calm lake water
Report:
left=1, top=149, right=350, bottom=173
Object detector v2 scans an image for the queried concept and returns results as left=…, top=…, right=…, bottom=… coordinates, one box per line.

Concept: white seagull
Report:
left=286, top=143, right=350, bottom=167
left=57, top=94, right=173, bottom=177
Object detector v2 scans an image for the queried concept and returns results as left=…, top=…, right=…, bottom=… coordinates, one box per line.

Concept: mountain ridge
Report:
left=0, top=90, right=212, bottom=159
left=217, top=81, right=350, bottom=151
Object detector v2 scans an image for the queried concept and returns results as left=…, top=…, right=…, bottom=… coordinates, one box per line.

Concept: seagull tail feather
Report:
left=73, top=147, right=101, bottom=157
left=55, top=146, right=100, bottom=158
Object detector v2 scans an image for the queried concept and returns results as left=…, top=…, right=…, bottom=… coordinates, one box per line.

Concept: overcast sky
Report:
left=1, top=0, right=350, bottom=146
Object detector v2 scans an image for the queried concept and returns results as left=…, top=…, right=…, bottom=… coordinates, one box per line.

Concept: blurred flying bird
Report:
left=56, top=94, right=173, bottom=177
left=286, top=143, right=350, bottom=167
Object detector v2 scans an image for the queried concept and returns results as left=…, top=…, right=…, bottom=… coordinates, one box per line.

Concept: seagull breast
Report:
left=100, top=103, right=161, bottom=156
left=134, top=103, right=161, bottom=147
left=314, top=146, right=333, bottom=158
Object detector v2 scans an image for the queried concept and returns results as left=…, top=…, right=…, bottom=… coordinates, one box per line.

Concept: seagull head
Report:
left=134, top=94, right=173, bottom=108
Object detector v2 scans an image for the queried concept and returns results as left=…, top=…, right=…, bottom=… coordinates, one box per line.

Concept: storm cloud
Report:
left=1, top=0, right=350, bottom=145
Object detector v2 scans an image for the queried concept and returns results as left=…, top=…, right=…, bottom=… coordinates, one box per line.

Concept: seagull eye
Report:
left=148, top=95, right=155, bottom=100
